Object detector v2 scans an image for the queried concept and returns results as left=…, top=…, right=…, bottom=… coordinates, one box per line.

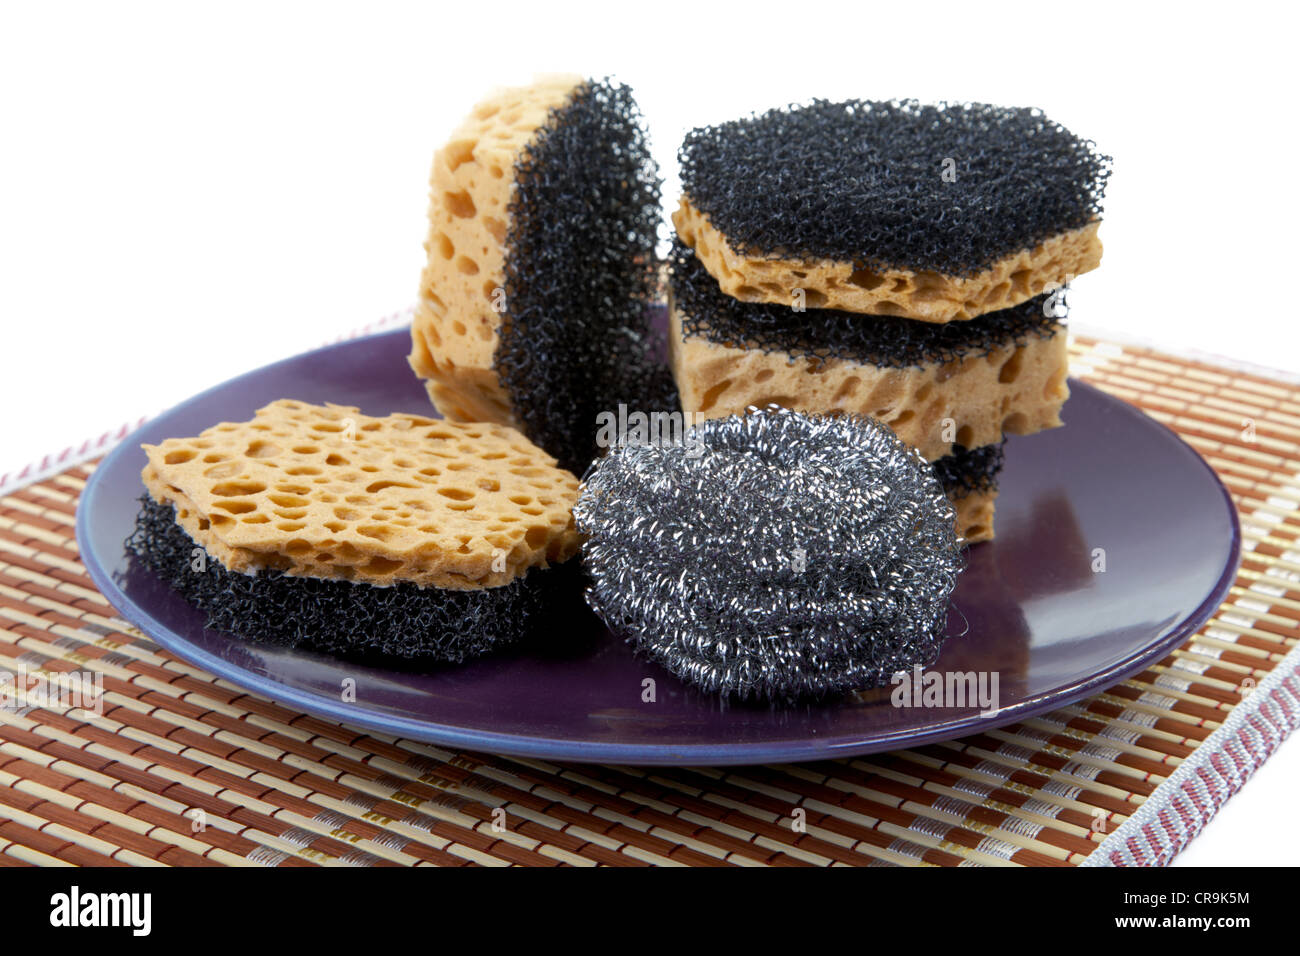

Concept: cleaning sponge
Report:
left=140, top=399, right=581, bottom=588
left=668, top=238, right=1069, bottom=461
left=409, top=76, right=673, bottom=474
left=676, top=99, right=1110, bottom=321
left=126, top=496, right=581, bottom=661
left=129, top=400, right=584, bottom=661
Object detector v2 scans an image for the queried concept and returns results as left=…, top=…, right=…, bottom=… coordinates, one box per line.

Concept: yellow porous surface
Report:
left=668, top=305, right=1069, bottom=462
left=673, top=197, right=1102, bottom=324
left=141, top=400, right=581, bottom=589
left=950, top=486, right=997, bottom=544
left=408, top=75, right=584, bottom=425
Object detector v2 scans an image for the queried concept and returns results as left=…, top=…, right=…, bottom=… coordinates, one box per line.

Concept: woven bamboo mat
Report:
left=0, top=335, right=1296, bottom=867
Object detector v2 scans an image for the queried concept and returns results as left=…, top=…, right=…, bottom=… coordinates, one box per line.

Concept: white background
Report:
left=1, top=1, right=1296, bottom=864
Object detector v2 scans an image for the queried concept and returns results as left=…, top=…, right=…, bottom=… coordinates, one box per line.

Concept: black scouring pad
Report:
left=680, top=98, right=1111, bottom=276
left=669, top=237, right=1061, bottom=368
left=934, top=442, right=1005, bottom=499
left=573, top=407, right=965, bottom=701
left=494, top=78, right=677, bottom=474
left=126, top=497, right=579, bottom=662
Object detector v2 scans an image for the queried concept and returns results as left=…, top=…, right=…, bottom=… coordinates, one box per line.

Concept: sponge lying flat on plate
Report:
left=140, top=400, right=580, bottom=588
left=126, top=496, right=583, bottom=661
left=129, top=400, right=583, bottom=660
left=675, top=99, right=1110, bottom=322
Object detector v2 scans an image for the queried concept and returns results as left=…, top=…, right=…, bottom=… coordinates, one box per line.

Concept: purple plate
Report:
left=76, top=327, right=1240, bottom=765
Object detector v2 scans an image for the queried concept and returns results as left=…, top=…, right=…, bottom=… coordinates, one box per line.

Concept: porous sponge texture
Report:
left=670, top=238, right=1064, bottom=370
left=127, top=495, right=585, bottom=661
left=409, top=75, right=582, bottom=425
left=667, top=305, right=1069, bottom=462
left=951, top=488, right=996, bottom=545
left=933, top=442, right=1003, bottom=544
left=141, top=400, right=581, bottom=589
left=408, top=75, right=670, bottom=475
left=679, top=99, right=1110, bottom=277
left=675, top=197, right=1101, bottom=323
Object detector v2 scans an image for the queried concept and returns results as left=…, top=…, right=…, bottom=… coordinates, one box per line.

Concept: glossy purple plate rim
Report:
left=75, top=329, right=1241, bottom=766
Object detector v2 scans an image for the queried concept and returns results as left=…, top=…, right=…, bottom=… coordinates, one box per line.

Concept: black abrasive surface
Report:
left=680, top=98, right=1110, bottom=276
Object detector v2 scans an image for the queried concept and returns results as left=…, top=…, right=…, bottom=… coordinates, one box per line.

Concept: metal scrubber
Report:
left=574, top=407, right=965, bottom=701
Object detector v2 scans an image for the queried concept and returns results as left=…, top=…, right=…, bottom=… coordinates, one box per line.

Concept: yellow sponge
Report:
left=141, top=399, right=581, bottom=589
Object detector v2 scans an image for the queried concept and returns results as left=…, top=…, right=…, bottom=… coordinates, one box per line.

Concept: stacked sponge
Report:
left=669, top=99, right=1110, bottom=541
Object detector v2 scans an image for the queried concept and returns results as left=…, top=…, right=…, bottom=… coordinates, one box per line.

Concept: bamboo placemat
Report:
left=0, top=334, right=1297, bottom=867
